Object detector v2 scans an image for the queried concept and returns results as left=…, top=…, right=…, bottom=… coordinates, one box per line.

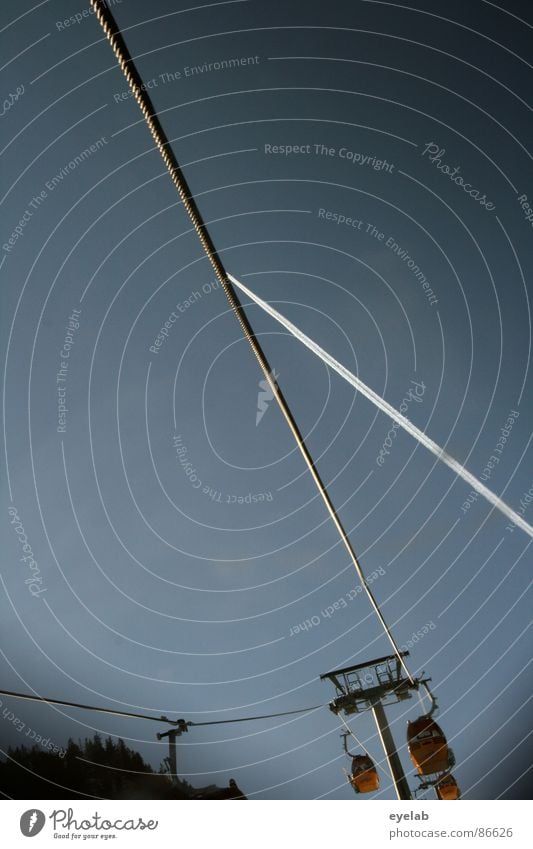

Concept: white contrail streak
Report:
left=228, top=273, right=533, bottom=539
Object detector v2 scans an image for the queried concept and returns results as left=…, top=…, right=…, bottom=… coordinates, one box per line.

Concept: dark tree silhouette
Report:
left=0, top=733, right=192, bottom=799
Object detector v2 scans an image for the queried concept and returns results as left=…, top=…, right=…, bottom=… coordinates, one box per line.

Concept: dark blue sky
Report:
left=1, top=0, right=532, bottom=799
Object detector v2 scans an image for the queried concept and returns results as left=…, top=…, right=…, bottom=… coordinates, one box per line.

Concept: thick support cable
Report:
left=89, top=0, right=413, bottom=685
left=0, top=688, right=178, bottom=724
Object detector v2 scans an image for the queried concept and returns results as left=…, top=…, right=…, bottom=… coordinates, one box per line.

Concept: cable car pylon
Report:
left=156, top=721, right=189, bottom=785
left=321, top=652, right=432, bottom=800
left=321, top=655, right=458, bottom=800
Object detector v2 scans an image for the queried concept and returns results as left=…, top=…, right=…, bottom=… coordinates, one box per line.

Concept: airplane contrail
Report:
left=228, top=273, right=533, bottom=539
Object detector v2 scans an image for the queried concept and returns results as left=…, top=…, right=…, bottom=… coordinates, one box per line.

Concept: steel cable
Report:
left=0, top=688, right=324, bottom=727
left=89, top=0, right=414, bottom=684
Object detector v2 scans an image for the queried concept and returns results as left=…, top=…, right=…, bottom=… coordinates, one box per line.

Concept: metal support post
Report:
left=372, top=698, right=412, bottom=800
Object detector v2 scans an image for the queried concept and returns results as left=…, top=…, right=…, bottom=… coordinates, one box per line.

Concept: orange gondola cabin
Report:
left=407, top=715, right=449, bottom=776
left=350, top=755, right=380, bottom=794
left=436, top=774, right=460, bottom=800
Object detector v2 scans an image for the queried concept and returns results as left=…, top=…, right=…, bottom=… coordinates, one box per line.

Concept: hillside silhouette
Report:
left=0, top=733, right=192, bottom=799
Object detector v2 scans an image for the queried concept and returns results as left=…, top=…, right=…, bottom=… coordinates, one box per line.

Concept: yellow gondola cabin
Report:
left=436, top=774, right=460, bottom=800
left=407, top=715, right=449, bottom=775
left=350, top=754, right=380, bottom=793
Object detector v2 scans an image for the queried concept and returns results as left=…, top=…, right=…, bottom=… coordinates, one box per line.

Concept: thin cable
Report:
left=339, top=713, right=368, bottom=755
left=421, top=680, right=438, bottom=716
left=0, top=688, right=323, bottom=727
left=89, top=0, right=414, bottom=683
left=189, top=704, right=324, bottom=726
